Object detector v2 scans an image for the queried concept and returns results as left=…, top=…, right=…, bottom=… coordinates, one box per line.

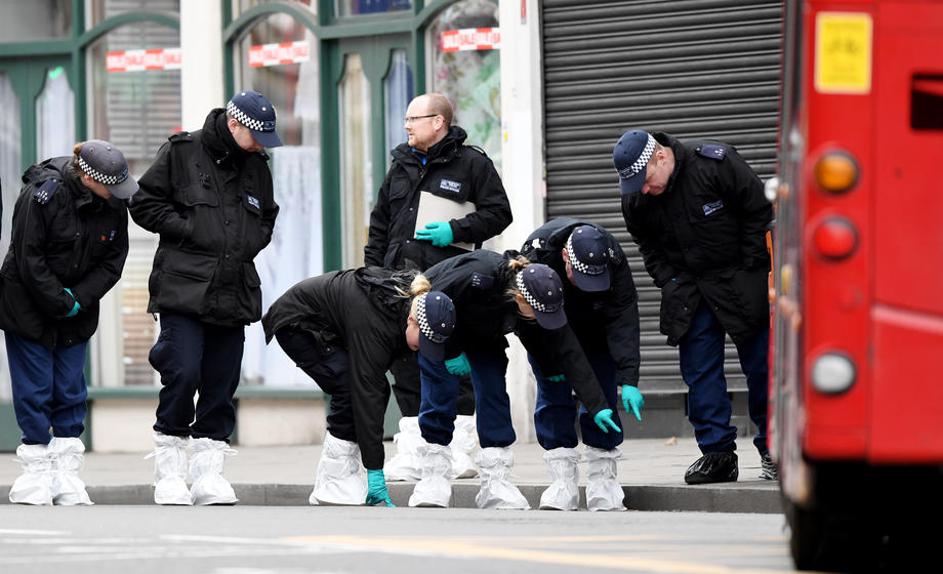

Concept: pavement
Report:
left=0, top=437, right=781, bottom=513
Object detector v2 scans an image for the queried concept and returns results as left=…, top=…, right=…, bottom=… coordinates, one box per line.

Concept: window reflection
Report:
left=236, top=13, right=324, bottom=387
left=87, top=21, right=182, bottom=387
left=384, top=50, right=413, bottom=169
left=0, top=0, right=71, bottom=42
left=87, top=0, right=179, bottom=27
left=336, top=0, right=411, bottom=18
left=427, top=0, right=501, bottom=170
left=0, top=73, right=22, bottom=402
left=339, top=53, right=373, bottom=270
left=36, top=67, right=75, bottom=160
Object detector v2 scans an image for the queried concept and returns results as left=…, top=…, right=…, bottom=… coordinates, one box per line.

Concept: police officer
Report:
left=409, top=250, right=621, bottom=509
left=0, top=140, right=135, bottom=505
left=613, top=129, right=775, bottom=484
left=263, top=268, right=456, bottom=508
left=365, top=92, right=512, bottom=482
left=130, top=91, right=281, bottom=505
left=520, top=218, right=642, bottom=511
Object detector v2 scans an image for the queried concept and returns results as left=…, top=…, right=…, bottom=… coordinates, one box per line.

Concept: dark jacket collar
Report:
left=202, top=108, right=256, bottom=166
left=390, top=125, right=469, bottom=165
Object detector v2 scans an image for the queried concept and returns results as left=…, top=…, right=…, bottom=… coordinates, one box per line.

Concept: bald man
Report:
left=364, top=93, right=512, bottom=482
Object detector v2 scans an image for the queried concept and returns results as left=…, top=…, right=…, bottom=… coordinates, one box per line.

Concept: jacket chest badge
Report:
left=247, top=194, right=261, bottom=209
left=702, top=200, right=724, bottom=216
left=99, top=229, right=117, bottom=242
left=439, top=179, right=462, bottom=194
left=470, top=272, right=493, bottom=290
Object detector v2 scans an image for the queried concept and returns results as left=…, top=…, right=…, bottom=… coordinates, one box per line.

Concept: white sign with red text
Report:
left=106, top=48, right=182, bottom=72
left=440, top=28, right=501, bottom=52
left=248, top=41, right=311, bottom=68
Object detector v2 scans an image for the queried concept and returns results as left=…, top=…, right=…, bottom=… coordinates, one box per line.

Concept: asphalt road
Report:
left=0, top=506, right=796, bottom=574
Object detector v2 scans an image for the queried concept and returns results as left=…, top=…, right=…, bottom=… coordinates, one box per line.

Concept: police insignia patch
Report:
left=470, top=272, right=493, bottom=290
left=32, top=179, right=60, bottom=205
left=697, top=144, right=727, bottom=160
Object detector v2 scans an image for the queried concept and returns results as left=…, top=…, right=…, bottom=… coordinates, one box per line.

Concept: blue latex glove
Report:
left=414, top=221, right=454, bottom=247
left=593, top=408, right=622, bottom=434
left=546, top=374, right=566, bottom=383
left=622, top=385, right=645, bottom=422
left=64, top=288, right=81, bottom=318
left=445, top=353, right=471, bottom=377
left=366, top=469, right=395, bottom=507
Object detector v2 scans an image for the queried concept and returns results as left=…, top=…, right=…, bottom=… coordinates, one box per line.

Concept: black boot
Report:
left=684, top=452, right=739, bottom=484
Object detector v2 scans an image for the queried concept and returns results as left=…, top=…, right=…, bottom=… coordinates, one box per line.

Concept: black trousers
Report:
left=274, top=327, right=356, bottom=443
left=150, top=313, right=245, bottom=441
left=390, top=352, right=475, bottom=418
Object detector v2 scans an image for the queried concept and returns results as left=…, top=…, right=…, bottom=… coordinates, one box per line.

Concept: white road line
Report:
left=0, top=529, right=70, bottom=536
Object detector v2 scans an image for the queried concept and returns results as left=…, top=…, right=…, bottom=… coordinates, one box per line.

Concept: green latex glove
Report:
left=414, top=221, right=454, bottom=247
left=445, top=353, right=471, bottom=377
left=593, top=408, right=622, bottom=434
left=64, top=288, right=81, bottom=318
left=546, top=374, right=566, bottom=383
left=366, top=469, right=395, bottom=507
left=622, top=385, right=645, bottom=422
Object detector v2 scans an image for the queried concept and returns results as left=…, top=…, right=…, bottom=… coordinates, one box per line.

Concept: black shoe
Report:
left=684, top=452, right=739, bottom=484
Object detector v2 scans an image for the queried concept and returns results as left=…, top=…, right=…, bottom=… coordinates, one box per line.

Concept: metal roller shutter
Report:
left=541, top=0, right=782, bottom=393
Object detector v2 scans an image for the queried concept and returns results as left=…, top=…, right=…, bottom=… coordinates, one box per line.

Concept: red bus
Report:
left=770, top=0, right=943, bottom=570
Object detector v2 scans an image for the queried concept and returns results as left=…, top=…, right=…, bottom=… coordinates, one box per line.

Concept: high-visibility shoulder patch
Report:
left=32, top=179, right=61, bottom=205
left=697, top=144, right=726, bottom=160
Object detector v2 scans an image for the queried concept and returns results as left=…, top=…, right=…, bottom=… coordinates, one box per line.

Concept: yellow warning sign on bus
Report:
left=815, top=12, right=873, bottom=94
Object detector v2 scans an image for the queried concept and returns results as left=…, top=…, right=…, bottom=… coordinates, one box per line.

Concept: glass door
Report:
left=328, top=35, right=413, bottom=270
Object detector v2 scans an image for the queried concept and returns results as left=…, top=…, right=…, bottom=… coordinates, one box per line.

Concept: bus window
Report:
left=912, top=74, right=943, bottom=130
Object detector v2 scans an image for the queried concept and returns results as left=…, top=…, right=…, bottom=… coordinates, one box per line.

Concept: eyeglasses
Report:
left=404, top=114, right=439, bottom=124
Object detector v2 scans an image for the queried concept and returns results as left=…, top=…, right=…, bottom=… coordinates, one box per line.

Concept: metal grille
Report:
left=542, top=0, right=783, bottom=392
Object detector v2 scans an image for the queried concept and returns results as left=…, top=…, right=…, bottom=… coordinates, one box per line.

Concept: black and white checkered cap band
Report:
left=77, top=156, right=128, bottom=186
left=566, top=235, right=605, bottom=276
left=515, top=271, right=561, bottom=314
left=618, top=133, right=656, bottom=179
left=227, top=101, right=277, bottom=132
left=416, top=293, right=448, bottom=344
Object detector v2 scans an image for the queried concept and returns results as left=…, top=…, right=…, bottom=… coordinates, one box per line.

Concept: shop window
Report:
left=0, top=0, right=72, bottom=42
left=427, top=0, right=501, bottom=169
left=0, top=73, right=21, bottom=402
left=339, top=53, right=373, bottom=269
left=231, top=0, right=314, bottom=18
left=384, top=49, right=414, bottom=168
left=87, top=0, right=179, bottom=27
left=235, top=12, right=322, bottom=387
left=336, top=0, right=411, bottom=17
left=36, top=67, right=75, bottom=160
left=87, top=20, right=182, bottom=387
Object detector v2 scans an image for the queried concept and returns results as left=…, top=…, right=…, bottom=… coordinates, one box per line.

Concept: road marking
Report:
left=0, top=529, right=70, bottom=536
left=286, top=535, right=789, bottom=574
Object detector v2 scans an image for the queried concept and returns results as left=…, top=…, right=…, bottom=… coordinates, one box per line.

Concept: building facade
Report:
left=0, top=0, right=782, bottom=451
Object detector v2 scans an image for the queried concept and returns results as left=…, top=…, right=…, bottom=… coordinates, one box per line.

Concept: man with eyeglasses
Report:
left=364, top=92, right=512, bottom=483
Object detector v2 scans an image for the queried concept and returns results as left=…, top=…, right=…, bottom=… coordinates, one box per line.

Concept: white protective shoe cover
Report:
left=449, top=415, right=479, bottom=479
left=383, top=417, right=423, bottom=482
left=407, top=443, right=453, bottom=508
left=538, top=447, right=580, bottom=511
left=147, top=432, right=192, bottom=505
left=475, top=447, right=530, bottom=510
left=584, top=446, right=626, bottom=512
left=48, top=437, right=93, bottom=506
left=8, top=444, right=54, bottom=505
left=189, top=438, right=238, bottom=505
left=310, top=433, right=367, bottom=506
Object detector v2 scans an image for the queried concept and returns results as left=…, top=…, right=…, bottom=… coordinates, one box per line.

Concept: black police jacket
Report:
left=423, top=249, right=608, bottom=416
left=621, top=132, right=772, bottom=346
left=261, top=267, right=414, bottom=470
left=130, top=109, right=279, bottom=326
left=363, top=126, right=512, bottom=271
left=521, top=217, right=641, bottom=388
left=0, top=157, right=129, bottom=348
